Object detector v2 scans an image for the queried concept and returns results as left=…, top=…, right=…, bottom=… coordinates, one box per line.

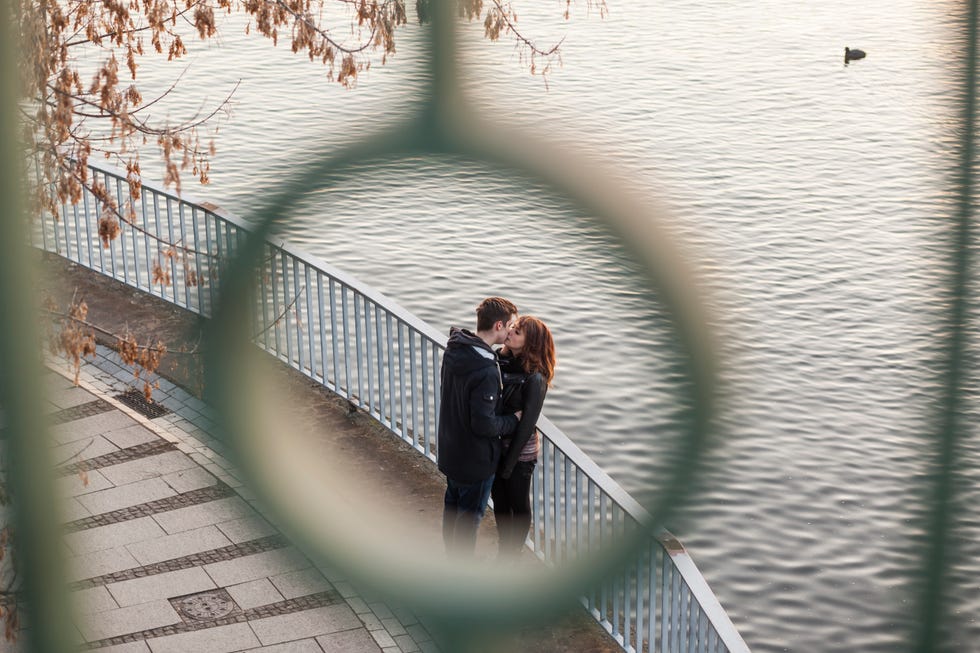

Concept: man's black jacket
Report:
left=437, top=327, right=518, bottom=484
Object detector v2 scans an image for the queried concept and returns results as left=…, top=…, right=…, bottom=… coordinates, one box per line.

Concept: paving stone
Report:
left=368, top=603, right=393, bottom=620
left=417, top=639, right=440, bottom=653
left=174, top=406, right=200, bottom=422
left=100, top=451, right=198, bottom=486
left=184, top=396, right=209, bottom=414
left=393, top=634, right=420, bottom=652
left=215, top=514, right=277, bottom=544
left=88, top=641, right=151, bottom=653
left=52, top=411, right=137, bottom=444
left=63, top=497, right=91, bottom=521
left=69, top=546, right=141, bottom=583
left=102, top=425, right=160, bottom=449
left=71, top=586, right=119, bottom=615
left=60, top=469, right=114, bottom=497
left=269, top=568, right=331, bottom=600
left=155, top=378, right=176, bottom=393
left=358, top=612, right=382, bottom=631
left=159, top=466, right=216, bottom=493
left=369, top=629, right=397, bottom=649
left=66, top=516, right=166, bottom=556
left=316, top=628, right=383, bottom=653
left=49, top=384, right=98, bottom=409
left=79, top=599, right=181, bottom=641
left=204, top=547, right=309, bottom=588
left=126, top=525, right=232, bottom=566
left=405, top=624, right=431, bottom=645
left=145, top=622, right=260, bottom=653
left=249, top=604, right=362, bottom=646
left=54, top=436, right=120, bottom=466
left=77, top=477, right=175, bottom=515
left=152, top=496, right=254, bottom=535
left=225, top=578, right=285, bottom=610
left=242, top=638, right=324, bottom=652
left=380, top=618, right=406, bottom=637
left=107, top=566, right=216, bottom=607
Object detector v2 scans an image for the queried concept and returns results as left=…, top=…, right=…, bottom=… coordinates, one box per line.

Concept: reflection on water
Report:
left=111, top=0, right=980, bottom=649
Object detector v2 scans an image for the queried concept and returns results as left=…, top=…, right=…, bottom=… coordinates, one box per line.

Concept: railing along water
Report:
left=32, top=160, right=749, bottom=653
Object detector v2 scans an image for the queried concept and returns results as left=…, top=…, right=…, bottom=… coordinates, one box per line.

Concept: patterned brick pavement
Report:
left=44, top=346, right=437, bottom=653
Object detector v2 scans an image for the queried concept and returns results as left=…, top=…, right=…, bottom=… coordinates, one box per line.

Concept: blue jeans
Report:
left=442, top=475, right=494, bottom=556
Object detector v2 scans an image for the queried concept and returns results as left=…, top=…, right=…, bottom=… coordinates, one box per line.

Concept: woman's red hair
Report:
left=514, top=315, right=556, bottom=386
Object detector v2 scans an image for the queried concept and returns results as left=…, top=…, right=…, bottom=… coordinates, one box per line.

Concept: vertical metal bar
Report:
left=564, top=456, right=573, bottom=562
left=259, top=247, right=271, bottom=349
left=192, top=206, right=204, bottom=313
left=165, top=197, right=177, bottom=302
left=530, top=462, right=540, bottom=554
left=576, top=466, right=584, bottom=561
left=328, top=279, right=340, bottom=390
left=387, top=314, right=397, bottom=432
left=148, top=192, right=159, bottom=296
left=409, top=330, right=419, bottom=449
left=341, top=286, right=352, bottom=400
left=51, top=190, right=63, bottom=254
left=354, top=294, right=364, bottom=404
left=364, top=300, right=375, bottom=415
left=83, top=184, right=98, bottom=269
left=271, top=248, right=282, bottom=354
left=612, top=507, right=621, bottom=641
left=421, top=338, right=431, bottom=455
left=695, top=605, right=707, bottom=653
left=283, top=252, right=294, bottom=363
left=672, top=570, right=683, bottom=652
left=291, top=256, right=302, bottom=368
left=305, top=264, right=315, bottom=376
left=635, top=549, right=645, bottom=653
left=134, top=185, right=146, bottom=290
left=553, top=447, right=561, bottom=560
left=317, top=272, right=328, bottom=384
left=587, top=479, right=597, bottom=614
left=684, top=583, right=693, bottom=650
left=432, top=344, right=441, bottom=453
left=104, top=174, right=120, bottom=278
left=599, top=496, right=609, bottom=615
left=374, top=304, right=395, bottom=430
left=542, top=442, right=552, bottom=561
left=55, top=194, right=66, bottom=257
left=648, top=541, right=658, bottom=653
left=661, top=556, right=671, bottom=653
left=69, top=188, right=80, bottom=261
left=203, top=211, right=215, bottom=316
left=115, top=175, right=129, bottom=284
left=178, top=199, right=189, bottom=306
left=398, top=322, right=408, bottom=441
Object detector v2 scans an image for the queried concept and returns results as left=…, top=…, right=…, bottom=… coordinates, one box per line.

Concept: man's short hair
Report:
left=476, top=297, right=518, bottom=332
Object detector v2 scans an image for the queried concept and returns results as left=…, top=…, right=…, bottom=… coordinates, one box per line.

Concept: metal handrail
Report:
left=32, top=158, right=749, bottom=653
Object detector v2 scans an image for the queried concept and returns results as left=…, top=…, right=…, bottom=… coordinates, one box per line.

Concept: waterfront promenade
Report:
left=35, top=252, right=619, bottom=653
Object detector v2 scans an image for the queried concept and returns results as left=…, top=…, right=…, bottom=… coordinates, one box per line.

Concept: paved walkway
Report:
left=47, top=344, right=434, bottom=653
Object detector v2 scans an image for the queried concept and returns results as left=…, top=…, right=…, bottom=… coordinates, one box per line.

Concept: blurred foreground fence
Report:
left=32, top=159, right=749, bottom=653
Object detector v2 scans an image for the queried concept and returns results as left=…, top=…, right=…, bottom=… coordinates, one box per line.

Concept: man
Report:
left=438, top=296, right=521, bottom=556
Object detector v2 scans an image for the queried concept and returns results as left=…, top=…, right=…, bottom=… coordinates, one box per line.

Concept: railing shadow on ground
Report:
left=31, top=158, right=750, bottom=653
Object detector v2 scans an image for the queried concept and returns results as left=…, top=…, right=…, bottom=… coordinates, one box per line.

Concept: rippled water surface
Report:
left=119, top=0, right=980, bottom=650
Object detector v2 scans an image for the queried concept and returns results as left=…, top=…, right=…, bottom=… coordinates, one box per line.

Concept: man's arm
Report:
left=469, top=373, right=518, bottom=439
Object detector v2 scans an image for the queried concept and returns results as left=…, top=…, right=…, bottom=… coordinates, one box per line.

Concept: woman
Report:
left=491, top=315, right=556, bottom=558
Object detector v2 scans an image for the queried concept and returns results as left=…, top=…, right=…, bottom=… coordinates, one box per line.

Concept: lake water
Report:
left=104, top=0, right=980, bottom=650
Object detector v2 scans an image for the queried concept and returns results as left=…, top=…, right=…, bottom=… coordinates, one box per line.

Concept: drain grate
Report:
left=114, top=389, right=171, bottom=418
left=171, top=588, right=241, bottom=622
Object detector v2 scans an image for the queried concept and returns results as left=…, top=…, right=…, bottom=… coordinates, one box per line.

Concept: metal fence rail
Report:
left=31, top=159, right=750, bottom=653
